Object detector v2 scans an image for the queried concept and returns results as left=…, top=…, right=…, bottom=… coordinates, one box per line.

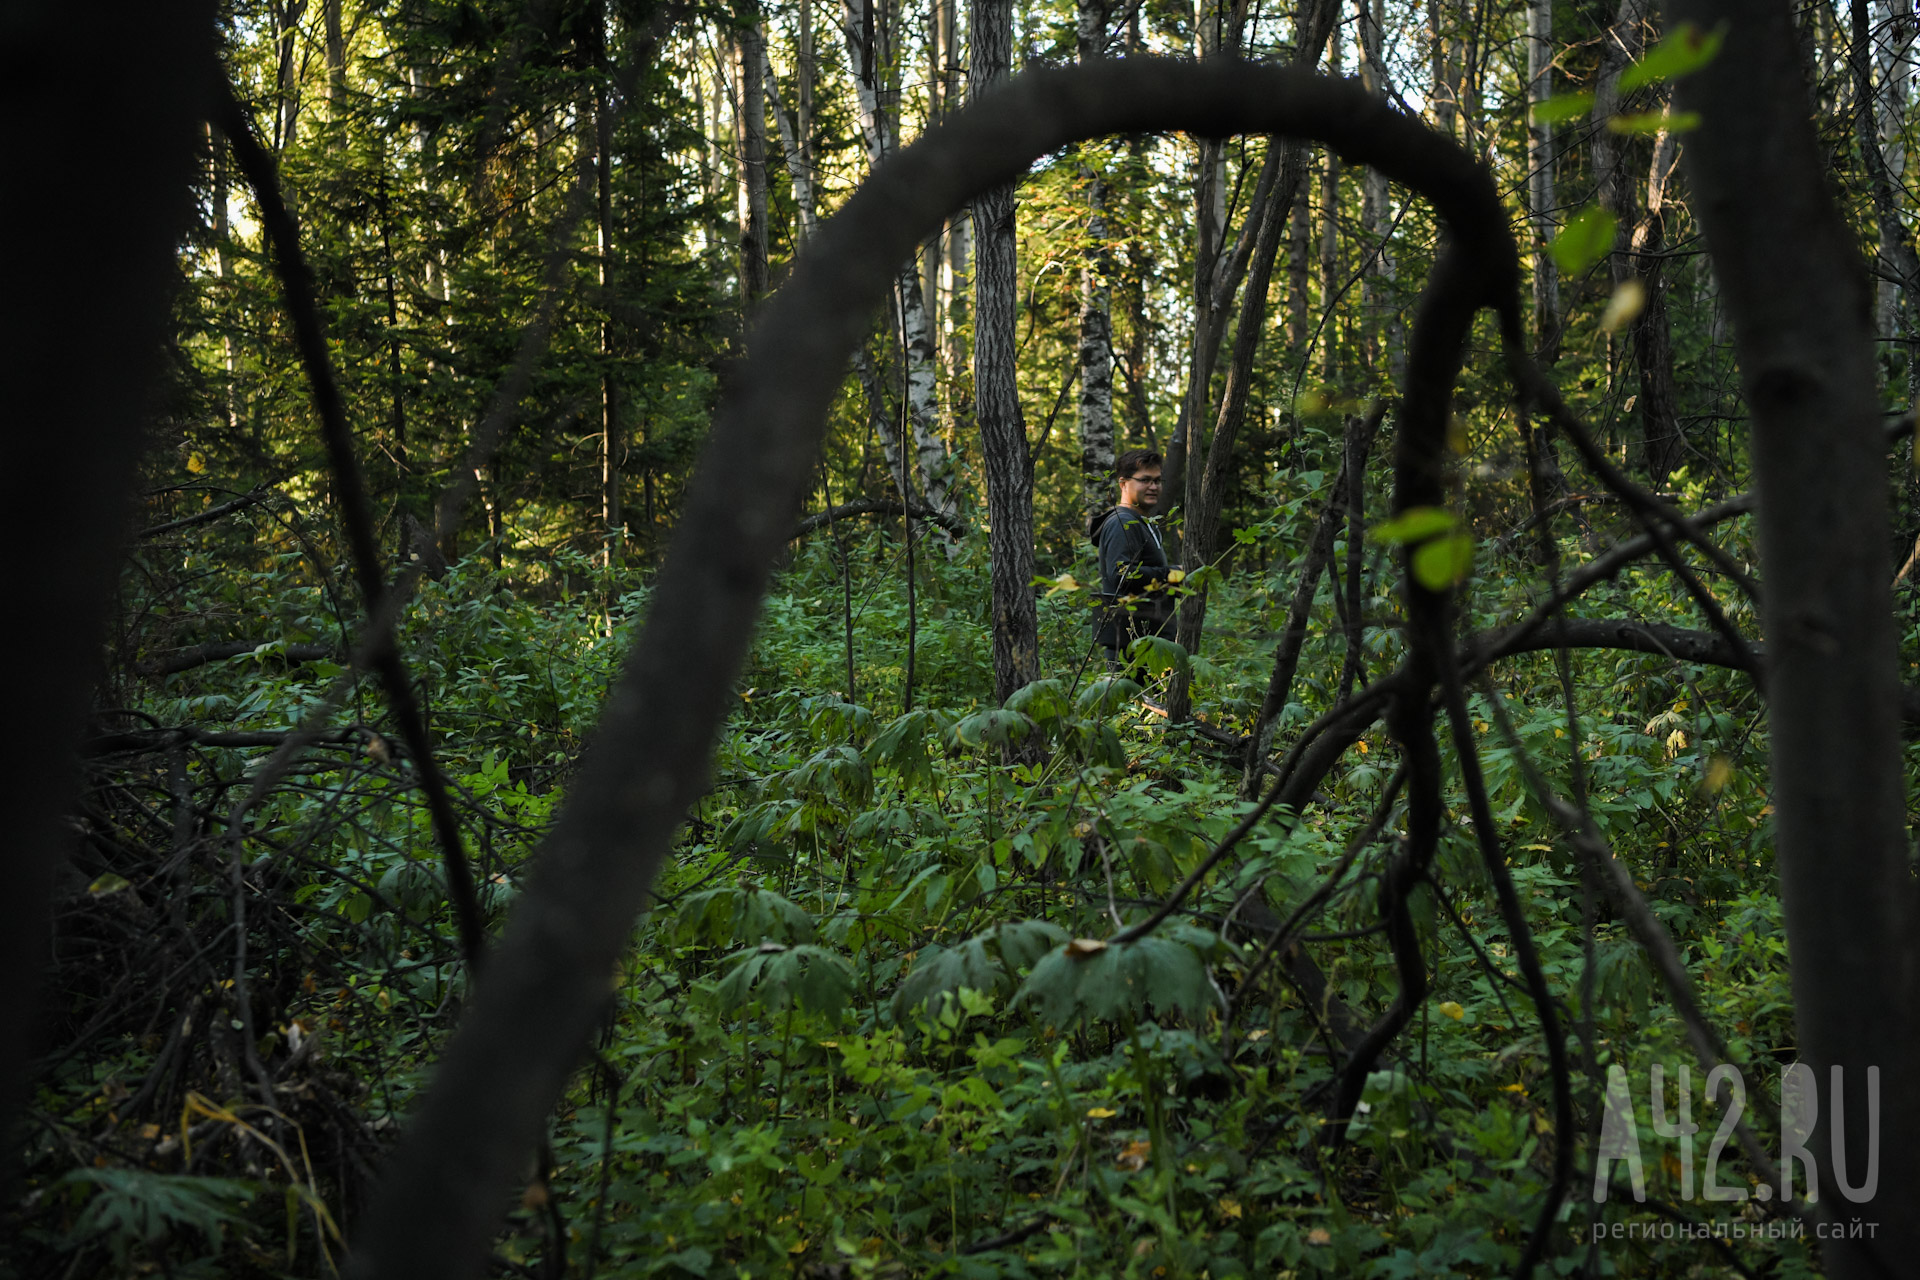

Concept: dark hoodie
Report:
left=1088, top=504, right=1173, bottom=650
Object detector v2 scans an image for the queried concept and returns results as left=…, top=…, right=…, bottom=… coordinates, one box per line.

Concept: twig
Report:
left=137, top=485, right=275, bottom=540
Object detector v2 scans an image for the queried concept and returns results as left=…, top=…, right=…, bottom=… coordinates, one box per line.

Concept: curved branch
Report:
left=790, top=497, right=970, bottom=541
left=345, top=57, right=1515, bottom=1280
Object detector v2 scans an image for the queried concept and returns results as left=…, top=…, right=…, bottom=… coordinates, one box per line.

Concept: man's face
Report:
left=1119, top=466, right=1162, bottom=509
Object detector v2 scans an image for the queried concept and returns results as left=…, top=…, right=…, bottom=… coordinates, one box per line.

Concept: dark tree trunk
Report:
left=969, top=0, right=1037, bottom=703
left=1676, top=0, right=1920, bottom=1268
left=0, top=0, right=217, bottom=1179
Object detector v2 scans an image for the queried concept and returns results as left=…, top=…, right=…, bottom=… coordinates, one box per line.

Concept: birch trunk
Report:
left=1526, top=0, right=1559, bottom=351
left=1076, top=0, right=1115, bottom=522
left=735, top=13, right=771, bottom=305
left=594, top=9, right=623, bottom=563
left=841, top=0, right=955, bottom=518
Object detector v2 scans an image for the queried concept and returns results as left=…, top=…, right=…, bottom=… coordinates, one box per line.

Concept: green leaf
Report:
left=1412, top=532, right=1475, bottom=591
left=60, top=1169, right=258, bottom=1265
left=951, top=707, right=1034, bottom=748
left=673, top=886, right=816, bottom=946
left=1125, top=634, right=1188, bottom=677
left=891, top=919, right=1070, bottom=1020
left=1075, top=675, right=1143, bottom=716
left=715, top=943, right=855, bottom=1015
left=1013, top=929, right=1221, bottom=1025
left=1004, top=678, right=1070, bottom=726
left=1530, top=91, right=1594, bottom=125
left=1550, top=206, right=1618, bottom=276
left=1618, top=21, right=1726, bottom=93
left=1606, top=109, right=1702, bottom=135
left=1368, top=506, right=1456, bottom=546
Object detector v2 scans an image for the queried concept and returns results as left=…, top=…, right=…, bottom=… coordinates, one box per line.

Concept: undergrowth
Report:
left=7, top=472, right=1822, bottom=1279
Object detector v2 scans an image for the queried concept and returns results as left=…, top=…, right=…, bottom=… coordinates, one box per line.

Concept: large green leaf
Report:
left=1618, top=21, right=1726, bottom=92
left=671, top=886, right=815, bottom=946
left=891, top=919, right=1069, bottom=1019
left=715, top=943, right=856, bottom=1015
left=1014, top=928, right=1222, bottom=1025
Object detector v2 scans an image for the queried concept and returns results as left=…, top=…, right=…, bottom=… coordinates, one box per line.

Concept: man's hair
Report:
left=1113, top=448, right=1162, bottom=480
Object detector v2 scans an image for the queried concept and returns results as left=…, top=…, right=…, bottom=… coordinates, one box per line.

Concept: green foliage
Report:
left=1550, top=205, right=1619, bottom=276
left=1015, top=929, right=1223, bottom=1025
left=55, top=1170, right=259, bottom=1268
left=1619, top=22, right=1728, bottom=93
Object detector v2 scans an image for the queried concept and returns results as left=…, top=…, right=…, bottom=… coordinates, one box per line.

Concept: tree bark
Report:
left=1634, top=129, right=1685, bottom=485
left=969, top=0, right=1037, bottom=703
left=1076, top=0, right=1115, bottom=522
left=1674, top=0, right=1920, bottom=1267
left=1525, top=0, right=1558, bottom=352
left=595, top=5, right=623, bottom=562
left=735, top=9, right=771, bottom=306
left=841, top=0, right=955, bottom=517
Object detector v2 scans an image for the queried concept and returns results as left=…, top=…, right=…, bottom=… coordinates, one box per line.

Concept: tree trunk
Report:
left=735, top=11, right=771, bottom=306
left=1526, top=0, right=1559, bottom=352
left=1355, top=0, right=1402, bottom=387
left=1160, top=0, right=1236, bottom=522
left=1, top=0, right=217, bottom=1181
left=1165, top=0, right=1337, bottom=721
left=326, top=0, right=347, bottom=109
left=1874, top=0, right=1915, bottom=339
left=1317, top=22, right=1342, bottom=384
left=1633, top=129, right=1685, bottom=486
left=1675, top=0, right=1920, bottom=1267
left=1853, top=0, right=1920, bottom=400
left=595, top=5, right=623, bottom=563
left=1076, top=0, right=1115, bottom=522
left=841, top=0, right=954, bottom=516
left=764, top=32, right=818, bottom=247
left=969, top=0, right=1036, bottom=703
left=1286, top=176, right=1310, bottom=346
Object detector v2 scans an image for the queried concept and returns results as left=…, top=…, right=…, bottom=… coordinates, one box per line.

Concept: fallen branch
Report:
left=134, top=640, right=338, bottom=677
left=137, top=485, right=275, bottom=540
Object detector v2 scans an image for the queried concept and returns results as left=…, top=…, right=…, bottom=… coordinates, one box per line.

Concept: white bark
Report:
left=838, top=0, right=955, bottom=520
left=1527, top=0, right=1559, bottom=347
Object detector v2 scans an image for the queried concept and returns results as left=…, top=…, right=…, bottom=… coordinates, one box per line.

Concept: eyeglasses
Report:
left=1125, top=475, right=1163, bottom=485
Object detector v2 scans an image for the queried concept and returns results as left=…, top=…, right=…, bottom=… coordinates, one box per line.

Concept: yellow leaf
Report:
left=1499, top=1082, right=1528, bottom=1095
left=788, top=1239, right=810, bottom=1255
left=88, top=873, right=132, bottom=897
left=1086, top=1107, right=1118, bottom=1119
left=1307, top=1227, right=1333, bottom=1246
left=187, top=452, right=206, bottom=474
left=1704, top=755, right=1733, bottom=793
left=1601, top=279, right=1646, bottom=333
left=1218, top=1197, right=1243, bottom=1220
left=1067, top=937, right=1108, bottom=959
left=1438, top=1001, right=1465, bottom=1021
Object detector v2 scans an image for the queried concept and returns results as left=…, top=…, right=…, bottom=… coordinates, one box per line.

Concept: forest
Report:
left=6, top=0, right=1920, bottom=1276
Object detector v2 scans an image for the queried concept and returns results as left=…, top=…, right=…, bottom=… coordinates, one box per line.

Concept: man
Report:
left=1089, top=449, right=1183, bottom=667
